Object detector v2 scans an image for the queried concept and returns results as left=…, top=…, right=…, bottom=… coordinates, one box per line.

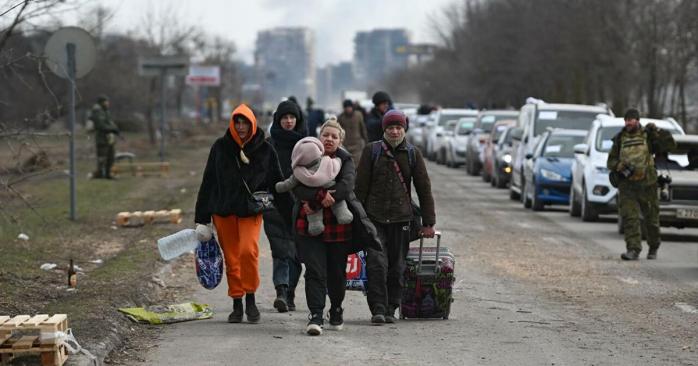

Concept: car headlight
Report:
left=595, top=166, right=610, bottom=174
left=502, top=154, right=512, bottom=164
left=541, top=169, right=564, bottom=181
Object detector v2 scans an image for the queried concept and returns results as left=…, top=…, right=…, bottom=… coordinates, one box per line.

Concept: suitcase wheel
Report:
left=442, top=315, right=448, bottom=320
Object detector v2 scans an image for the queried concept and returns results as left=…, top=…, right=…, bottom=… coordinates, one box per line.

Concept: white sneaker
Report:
left=306, top=314, right=323, bottom=336
left=306, top=323, right=323, bottom=336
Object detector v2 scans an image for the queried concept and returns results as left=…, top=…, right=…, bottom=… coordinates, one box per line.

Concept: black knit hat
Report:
left=624, top=108, right=640, bottom=120
left=274, top=100, right=301, bottom=122
left=342, top=99, right=353, bottom=108
left=372, top=91, right=391, bottom=106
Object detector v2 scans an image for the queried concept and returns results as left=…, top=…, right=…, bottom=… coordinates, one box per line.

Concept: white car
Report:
left=424, top=109, right=478, bottom=160
left=444, top=117, right=476, bottom=167
left=407, top=114, right=430, bottom=150
left=569, top=116, right=686, bottom=221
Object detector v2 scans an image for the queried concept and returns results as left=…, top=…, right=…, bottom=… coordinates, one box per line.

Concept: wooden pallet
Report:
left=0, top=314, right=69, bottom=366
left=111, top=161, right=170, bottom=177
left=115, top=208, right=183, bottom=227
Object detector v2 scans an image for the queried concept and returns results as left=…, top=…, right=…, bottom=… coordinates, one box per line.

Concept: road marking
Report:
left=616, top=277, right=639, bottom=285
left=674, top=302, right=698, bottom=314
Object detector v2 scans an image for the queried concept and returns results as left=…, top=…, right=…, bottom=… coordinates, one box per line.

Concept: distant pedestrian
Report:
left=365, top=91, right=392, bottom=142
left=194, top=104, right=293, bottom=324
left=607, top=109, right=675, bottom=260
left=355, top=110, right=436, bottom=324
left=306, top=97, right=324, bottom=137
left=337, top=99, right=368, bottom=162
left=264, top=100, right=307, bottom=313
left=291, top=118, right=382, bottom=336
left=88, top=95, right=119, bottom=179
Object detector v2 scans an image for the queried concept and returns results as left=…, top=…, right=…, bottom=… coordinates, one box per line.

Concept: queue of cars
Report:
left=419, top=98, right=698, bottom=233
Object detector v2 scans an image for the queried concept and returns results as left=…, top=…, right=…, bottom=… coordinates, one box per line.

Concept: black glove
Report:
left=645, top=123, right=657, bottom=132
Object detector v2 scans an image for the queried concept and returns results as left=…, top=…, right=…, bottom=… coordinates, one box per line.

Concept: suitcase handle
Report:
left=417, top=231, right=442, bottom=274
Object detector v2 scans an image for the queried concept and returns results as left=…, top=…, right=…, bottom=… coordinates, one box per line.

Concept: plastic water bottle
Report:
left=157, top=229, right=199, bottom=261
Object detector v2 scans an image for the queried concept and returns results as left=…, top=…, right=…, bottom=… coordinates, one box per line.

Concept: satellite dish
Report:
left=44, top=26, right=96, bottom=79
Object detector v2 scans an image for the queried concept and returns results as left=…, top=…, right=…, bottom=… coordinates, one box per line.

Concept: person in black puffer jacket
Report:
left=194, top=104, right=292, bottom=324
left=264, top=100, right=307, bottom=312
left=365, top=91, right=392, bottom=142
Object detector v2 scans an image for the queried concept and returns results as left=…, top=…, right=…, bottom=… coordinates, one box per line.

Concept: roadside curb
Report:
left=66, top=261, right=177, bottom=366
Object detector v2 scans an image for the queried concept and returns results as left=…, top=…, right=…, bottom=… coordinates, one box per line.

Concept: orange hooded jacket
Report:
left=229, top=104, right=258, bottom=147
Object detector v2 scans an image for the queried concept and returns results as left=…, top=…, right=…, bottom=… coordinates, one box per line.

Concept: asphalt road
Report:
left=141, top=161, right=698, bottom=366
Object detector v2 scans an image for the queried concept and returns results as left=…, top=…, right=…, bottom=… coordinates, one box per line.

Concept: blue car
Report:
left=522, top=129, right=587, bottom=211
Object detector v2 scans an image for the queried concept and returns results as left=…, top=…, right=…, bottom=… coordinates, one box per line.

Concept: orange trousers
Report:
left=213, top=214, right=262, bottom=298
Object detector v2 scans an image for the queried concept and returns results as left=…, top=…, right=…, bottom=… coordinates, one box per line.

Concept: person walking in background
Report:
left=194, top=104, right=292, bottom=324
left=88, top=95, right=120, bottom=179
left=306, top=97, right=325, bottom=137
left=607, top=108, right=675, bottom=261
left=365, top=91, right=392, bottom=142
left=355, top=110, right=436, bottom=324
left=291, top=118, right=382, bottom=336
left=264, top=100, right=307, bottom=313
left=337, top=99, right=368, bottom=163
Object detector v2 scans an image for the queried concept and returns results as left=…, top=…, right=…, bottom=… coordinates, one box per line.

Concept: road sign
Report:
left=136, top=56, right=188, bottom=162
left=186, top=65, right=220, bottom=86
left=138, top=56, right=188, bottom=77
left=395, top=44, right=436, bottom=55
left=44, top=27, right=97, bottom=221
left=44, top=27, right=96, bottom=79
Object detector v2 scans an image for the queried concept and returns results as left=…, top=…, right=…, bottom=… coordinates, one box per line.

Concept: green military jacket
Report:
left=607, top=126, right=676, bottom=186
left=89, top=103, right=119, bottom=145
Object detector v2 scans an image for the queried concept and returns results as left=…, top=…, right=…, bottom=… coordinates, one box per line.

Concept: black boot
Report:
left=245, top=293, right=260, bottom=323
left=385, top=305, right=398, bottom=324
left=621, top=250, right=640, bottom=261
left=287, top=287, right=296, bottom=311
left=274, top=285, right=288, bottom=313
left=228, top=298, right=243, bottom=323
left=647, top=248, right=658, bottom=260
left=370, top=304, right=386, bottom=325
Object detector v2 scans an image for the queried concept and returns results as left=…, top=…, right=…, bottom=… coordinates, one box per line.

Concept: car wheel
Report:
left=509, top=186, right=520, bottom=200
left=569, top=186, right=581, bottom=217
left=490, top=173, right=496, bottom=187
left=482, top=167, right=491, bottom=183
left=522, top=179, right=532, bottom=209
left=531, top=180, right=544, bottom=211
left=581, top=183, right=599, bottom=222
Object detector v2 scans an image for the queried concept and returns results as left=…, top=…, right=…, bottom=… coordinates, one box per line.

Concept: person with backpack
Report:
left=355, top=110, right=436, bottom=324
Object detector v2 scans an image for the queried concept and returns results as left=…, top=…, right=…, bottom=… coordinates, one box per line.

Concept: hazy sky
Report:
left=55, top=0, right=455, bottom=66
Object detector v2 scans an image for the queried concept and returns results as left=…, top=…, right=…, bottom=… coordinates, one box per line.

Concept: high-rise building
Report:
left=255, top=27, right=315, bottom=107
left=353, top=29, right=410, bottom=89
left=315, top=62, right=355, bottom=109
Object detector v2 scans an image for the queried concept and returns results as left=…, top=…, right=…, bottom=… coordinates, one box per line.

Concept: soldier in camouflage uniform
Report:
left=607, top=109, right=676, bottom=260
left=88, top=95, right=119, bottom=179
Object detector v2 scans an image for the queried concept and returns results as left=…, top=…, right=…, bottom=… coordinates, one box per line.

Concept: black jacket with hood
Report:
left=195, top=104, right=292, bottom=225
left=263, top=101, right=307, bottom=258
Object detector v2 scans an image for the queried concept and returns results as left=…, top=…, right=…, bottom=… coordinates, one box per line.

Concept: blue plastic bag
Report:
left=195, top=237, right=223, bottom=290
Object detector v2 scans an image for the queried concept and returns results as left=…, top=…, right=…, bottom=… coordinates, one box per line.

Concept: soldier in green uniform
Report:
left=88, top=95, right=119, bottom=179
left=607, top=109, right=676, bottom=260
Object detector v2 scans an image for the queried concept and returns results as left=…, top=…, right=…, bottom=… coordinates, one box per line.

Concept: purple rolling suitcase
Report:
left=400, top=233, right=455, bottom=319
